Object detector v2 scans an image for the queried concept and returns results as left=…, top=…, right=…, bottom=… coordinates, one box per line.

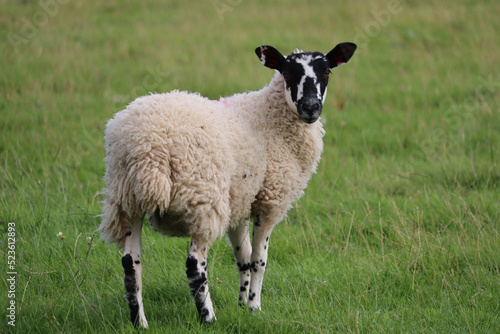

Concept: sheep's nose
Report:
left=302, top=101, right=320, bottom=115
left=298, top=100, right=322, bottom=124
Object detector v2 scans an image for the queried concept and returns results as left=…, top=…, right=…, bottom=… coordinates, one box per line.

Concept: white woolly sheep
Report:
left=98, top=42, right=357, bottom=328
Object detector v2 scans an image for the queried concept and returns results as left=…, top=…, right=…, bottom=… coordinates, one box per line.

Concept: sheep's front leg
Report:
left=122, top=215, right=148, bottom=329
left=186, top=238, right=216, bottom=323
left=228, top=221, right=252, bottom=306
left=248, top=215, right=274, bottom=311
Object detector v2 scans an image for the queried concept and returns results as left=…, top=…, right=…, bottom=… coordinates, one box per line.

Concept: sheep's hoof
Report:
left=199, top=308, right=216, bottom=324
left=248, top=305, right=262, bottom=313
left=200, top=316, right=216, bottom=325
left=139, top=319, right=149, bottom=329
left=131, top=316, right=148, bottom=329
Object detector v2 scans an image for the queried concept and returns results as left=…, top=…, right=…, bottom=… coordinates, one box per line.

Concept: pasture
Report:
left=1, top=0, right=499, bottom=332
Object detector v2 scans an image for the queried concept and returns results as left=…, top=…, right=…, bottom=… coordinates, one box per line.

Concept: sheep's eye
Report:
left=324, top=69, right=331, bottom=84
left=282, top=71, right=291, bottom=81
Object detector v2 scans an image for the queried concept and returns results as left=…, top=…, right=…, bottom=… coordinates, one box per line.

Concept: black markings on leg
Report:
left=250, top=261, right=259, bottom=272
left=248, top=292, right=256, bottom=301
left=186, top=255, right=198, bottom=278
left=122, top=254, right=134, bottom=276
left=134, top=260, right=140, bottom=264
left=254, top=215, right=260, bottom=226
left=122, top=254, right=139, bottom=327
left=186, top=254, right=209, bottom=322
left=239, top=262, right=251, bottom=272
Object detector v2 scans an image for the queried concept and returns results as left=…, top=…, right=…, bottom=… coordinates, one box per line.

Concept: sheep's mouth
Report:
left=299, top=115, right=319, bottom=124
left=297, top=104, right=322, bottom=124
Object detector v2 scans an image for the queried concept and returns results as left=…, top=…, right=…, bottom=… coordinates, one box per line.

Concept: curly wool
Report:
left=98, top=72, right=324, bottom=247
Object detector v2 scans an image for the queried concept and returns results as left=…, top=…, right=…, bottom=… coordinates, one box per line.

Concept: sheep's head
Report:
left=255, top=43, right=356, bottom=124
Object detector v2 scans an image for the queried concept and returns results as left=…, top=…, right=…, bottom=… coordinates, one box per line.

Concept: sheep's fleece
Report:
left=99, top=71, right=324, bottom=247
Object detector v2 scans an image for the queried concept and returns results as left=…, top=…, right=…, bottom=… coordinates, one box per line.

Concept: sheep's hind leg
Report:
left=228, top=221, right=252, bottom=306
left=186, top=238, right=216, bottom=323
left=247, top=215, right=274, bottom=311
left=122, top=214, right=148, bottom=328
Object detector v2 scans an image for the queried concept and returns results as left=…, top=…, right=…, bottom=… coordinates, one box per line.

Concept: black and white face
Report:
left=281, top=52, right=331, bottom=123
left=256, top=43, right=357, bottom=124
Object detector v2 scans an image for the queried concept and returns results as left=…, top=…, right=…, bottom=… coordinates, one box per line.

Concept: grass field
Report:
left=1, top=0, right=499, bottom=332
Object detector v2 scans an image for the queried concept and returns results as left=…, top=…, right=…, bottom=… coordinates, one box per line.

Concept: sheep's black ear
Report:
left=326, top=42, right=357, bottom=68
left=255, top=45, right=285, bottom=72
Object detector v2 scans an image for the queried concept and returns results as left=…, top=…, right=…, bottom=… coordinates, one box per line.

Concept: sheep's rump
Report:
left=99, top=92, right=234, bottom=245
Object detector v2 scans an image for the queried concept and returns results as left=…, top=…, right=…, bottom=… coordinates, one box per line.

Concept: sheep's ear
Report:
left=326, top=42, right=357, bottom=68
left=255, top=45, right=285, bottom=72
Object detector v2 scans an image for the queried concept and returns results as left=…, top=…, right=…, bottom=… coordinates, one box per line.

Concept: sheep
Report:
left=98, top=42, right=357, bottom=328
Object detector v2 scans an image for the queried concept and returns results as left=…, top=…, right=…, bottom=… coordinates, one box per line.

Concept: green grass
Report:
left=1, top=0, right=499, bottom=332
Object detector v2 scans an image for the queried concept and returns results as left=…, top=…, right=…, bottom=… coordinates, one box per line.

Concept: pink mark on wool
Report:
left=213, top=98, right=233, bottom=108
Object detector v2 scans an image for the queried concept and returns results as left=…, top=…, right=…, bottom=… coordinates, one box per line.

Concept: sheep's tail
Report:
left=97, top=198, right=131, bottom=248
left=98, top=133, right=173, bottom=246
